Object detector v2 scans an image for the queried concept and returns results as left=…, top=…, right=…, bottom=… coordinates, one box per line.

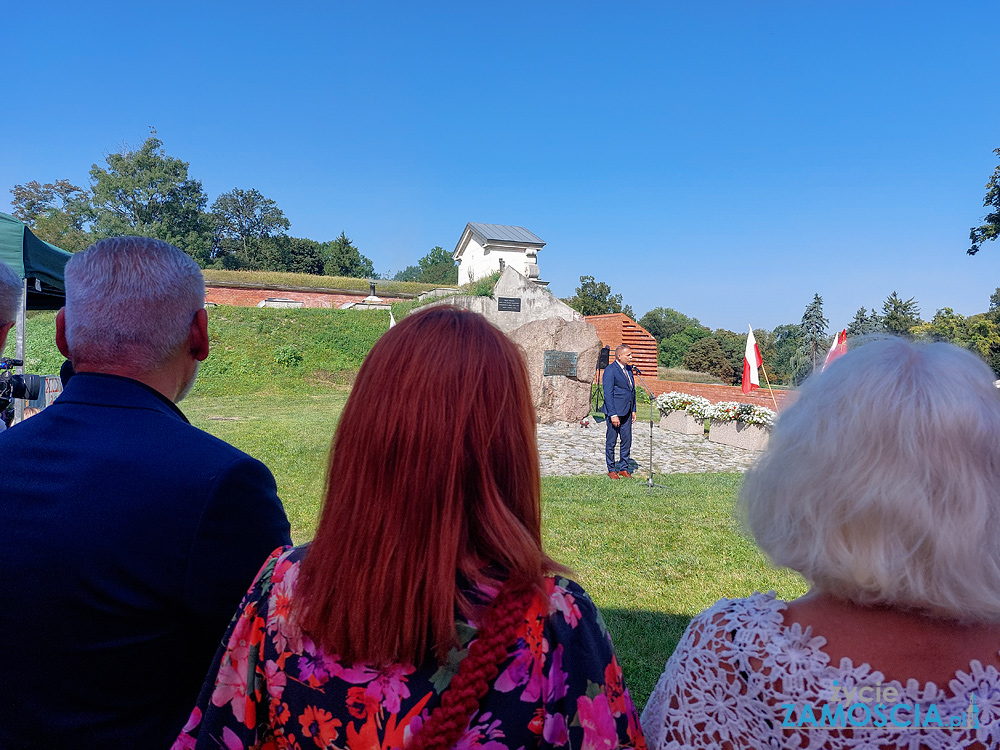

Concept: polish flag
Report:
left=742, top=325, right=763, bottom=395
left=823, top=329, right=847, bottom=370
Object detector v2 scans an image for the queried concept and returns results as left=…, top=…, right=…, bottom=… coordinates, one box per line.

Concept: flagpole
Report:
left=759, top=362, right=780, bottom=412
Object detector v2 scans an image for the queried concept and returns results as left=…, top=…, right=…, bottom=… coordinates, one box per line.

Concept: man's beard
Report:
left=176, top=361, right=199, bottom=403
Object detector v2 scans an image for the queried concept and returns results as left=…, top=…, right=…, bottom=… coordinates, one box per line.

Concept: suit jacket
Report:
left=0, top=373, right=292, bottom=749
left=602, top=362, right=637, bottom=419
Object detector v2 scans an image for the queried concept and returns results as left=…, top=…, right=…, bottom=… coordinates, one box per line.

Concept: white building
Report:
left=452, top=223, right=547, bottom=286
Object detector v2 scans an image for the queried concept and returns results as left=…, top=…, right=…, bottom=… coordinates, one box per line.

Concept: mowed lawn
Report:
left=186, top=392, right=807, bottom=708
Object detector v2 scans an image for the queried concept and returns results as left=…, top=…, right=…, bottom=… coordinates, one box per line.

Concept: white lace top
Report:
left=640, top=592, right=1000, bottom=749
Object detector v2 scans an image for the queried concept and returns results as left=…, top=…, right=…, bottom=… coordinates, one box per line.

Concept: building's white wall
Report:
left=458, top=239, right=540, bottom=283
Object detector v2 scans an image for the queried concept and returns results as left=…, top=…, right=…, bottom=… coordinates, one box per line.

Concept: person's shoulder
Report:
left=681, top=591, right=787, bottom=650
left=541, top=575, right=604, bottom=630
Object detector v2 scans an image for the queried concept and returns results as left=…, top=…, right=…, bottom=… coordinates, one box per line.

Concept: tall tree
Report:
left=393, top=246, right=457, bottom=284
left=658, top=325, right=710, bottom=368
left=799, top=293, right=829, bottom=373
left=881, top=292, right=921, bottom=336
left=9, top=179, right=92, bottom=251
left=322, top=232, right=376, bottom=278
left=847, top=306, right=883, bottom=337
left=88, top=134, right=212, bottom=262
left=565, top=276, right=634, bottom=318
left=682, top=337, right=734, bottom=382
left=638, top=307, right=704, bottom=342
left=211, top=188, right=290, bottom=267
left=968, top=148, right=1000, bottom=255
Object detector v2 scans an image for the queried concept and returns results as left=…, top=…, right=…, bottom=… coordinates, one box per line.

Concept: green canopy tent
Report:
left=0, top=212, right=72, bottom=312
left=0, top=213, right=73, bottom=421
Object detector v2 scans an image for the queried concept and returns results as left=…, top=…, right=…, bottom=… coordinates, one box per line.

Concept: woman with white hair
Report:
left=641, top=338, right=1000, bottom=749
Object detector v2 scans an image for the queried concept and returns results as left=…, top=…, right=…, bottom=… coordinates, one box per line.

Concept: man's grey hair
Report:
left=740, top=337, right=1000, bottom=622
left=0, top=260, right=22, bottom=326
left=64, top=237, right=205, bottom=371
left=615, top=344, right=630, bottom=357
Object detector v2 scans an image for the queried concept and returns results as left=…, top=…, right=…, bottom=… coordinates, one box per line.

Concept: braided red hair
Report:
left=410, top=584, right=540, bottom=750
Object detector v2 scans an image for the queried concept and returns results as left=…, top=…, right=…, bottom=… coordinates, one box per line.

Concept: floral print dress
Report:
left=174, top=546, right=647, bottom=750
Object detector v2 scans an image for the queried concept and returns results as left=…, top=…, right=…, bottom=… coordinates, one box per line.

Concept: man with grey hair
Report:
left=0, top=237, right=291, bottom=749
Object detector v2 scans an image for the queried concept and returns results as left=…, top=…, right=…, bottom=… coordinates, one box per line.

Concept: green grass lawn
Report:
left=185, top=391, right=806, bottom=708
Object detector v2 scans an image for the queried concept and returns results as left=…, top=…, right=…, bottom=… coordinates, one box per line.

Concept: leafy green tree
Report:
left=658, top=326, right=710, bottom=367
left=88, top=134, right=212, bottom=262
left=911, top=308, right=967, bottom=343
left=799, top=293, right=829, bottom=373
left=322, top=232, right=376, bottom=278
left=211, top=188, right=290, bottom=267
left=710, top=329, right=745, bottom=386
left=392, top=246, right=457, bottom=284
left=969, top=148, right=1000, bottom=255
left=266, top=236, right=325, bottom=275
left=847, top=306, right=883, bottom=337
left=9, top=179, right=92, bottom=252
left=638, top=307, right=704, bottom=342
left=764, top=324, right=805, bottom=384
left=682, top=337, right=734, bottom=382
left=565, top=276, right=633, bottom=318
left=881, top=292, right=921, bottom=336
left=989, top=288, right=1000, bottom=319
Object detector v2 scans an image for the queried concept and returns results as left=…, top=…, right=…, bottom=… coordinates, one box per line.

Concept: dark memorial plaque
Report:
left=497, top=296, right=522, bottom=312
left=543, top=350, right=579, bottom=378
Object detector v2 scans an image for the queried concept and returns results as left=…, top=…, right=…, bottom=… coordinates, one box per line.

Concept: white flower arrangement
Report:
left=707, top=401, right=777, bottom=428
left=655, top=392, right=712, bottom=420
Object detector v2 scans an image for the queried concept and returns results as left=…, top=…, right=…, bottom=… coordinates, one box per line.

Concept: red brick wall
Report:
left=205, top=285, right=407, bottom=309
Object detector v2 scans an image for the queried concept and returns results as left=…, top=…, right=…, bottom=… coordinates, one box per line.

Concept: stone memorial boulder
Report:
left=507, top=317, right=602, bottom=424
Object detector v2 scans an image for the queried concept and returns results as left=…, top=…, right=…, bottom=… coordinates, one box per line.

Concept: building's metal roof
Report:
left=467, top=223, right=545, bottom=246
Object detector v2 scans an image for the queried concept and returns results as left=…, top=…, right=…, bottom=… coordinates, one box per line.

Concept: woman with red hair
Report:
left=175, top=306, right=645, bottom=750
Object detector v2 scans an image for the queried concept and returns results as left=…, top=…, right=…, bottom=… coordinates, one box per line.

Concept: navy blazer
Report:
left=602, top=362, right=637, bottom=419
left=0, top=373, right=291, bottom=749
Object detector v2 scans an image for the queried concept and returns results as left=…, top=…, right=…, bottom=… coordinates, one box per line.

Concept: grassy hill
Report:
left=201, top=269, right=450, bottom=296
left=7, top=307, right=390, bottom=397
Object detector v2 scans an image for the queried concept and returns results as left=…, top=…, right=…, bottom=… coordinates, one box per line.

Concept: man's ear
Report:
left=189, top=308, right=209, bottom=362
left=55, top=308, right=71, bottom=358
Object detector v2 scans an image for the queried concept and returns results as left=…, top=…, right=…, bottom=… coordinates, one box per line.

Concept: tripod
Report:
left=633, top=369, right=670, bottom=494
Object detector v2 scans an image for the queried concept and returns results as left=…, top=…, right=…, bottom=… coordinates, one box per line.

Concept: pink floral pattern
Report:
left=175, top=546, right=646, bottom=750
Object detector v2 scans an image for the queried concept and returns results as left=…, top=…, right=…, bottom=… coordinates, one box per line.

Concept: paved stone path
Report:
left=537, top=418, right=761, bottom=477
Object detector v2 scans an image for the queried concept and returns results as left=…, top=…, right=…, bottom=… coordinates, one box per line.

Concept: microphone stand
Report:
left=632, top=368, right=670, bottom=494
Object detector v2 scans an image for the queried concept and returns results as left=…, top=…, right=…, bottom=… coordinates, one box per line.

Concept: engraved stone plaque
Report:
left=543, top=350, right=579, bottom=378
left=497, top=296, right=522, bottom=312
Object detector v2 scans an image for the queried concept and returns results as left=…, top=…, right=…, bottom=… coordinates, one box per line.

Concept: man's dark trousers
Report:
left=605, top=414, right=633, bottom=472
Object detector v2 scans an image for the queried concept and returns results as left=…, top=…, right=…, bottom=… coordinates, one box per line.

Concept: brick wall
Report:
left=205, top=285, right=408, bottom=309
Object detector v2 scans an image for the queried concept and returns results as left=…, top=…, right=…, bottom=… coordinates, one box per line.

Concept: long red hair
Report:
left=295, top=305, right=561, bottom=665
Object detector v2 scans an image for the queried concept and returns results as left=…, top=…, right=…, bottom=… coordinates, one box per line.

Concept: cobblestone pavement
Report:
left=537, top=418, right=762, bottom=477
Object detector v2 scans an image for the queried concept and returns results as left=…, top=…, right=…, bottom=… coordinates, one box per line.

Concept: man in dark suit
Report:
left=602, top=344, right=637, bottom=479
left=0, top=237, right=292, bottom=749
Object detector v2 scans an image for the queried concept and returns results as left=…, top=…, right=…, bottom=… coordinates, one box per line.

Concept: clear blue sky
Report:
left=4, top=1, right=999, bottom=331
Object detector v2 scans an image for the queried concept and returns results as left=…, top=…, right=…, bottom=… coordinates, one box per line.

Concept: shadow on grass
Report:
left=600, top=608, right=692, bottom=710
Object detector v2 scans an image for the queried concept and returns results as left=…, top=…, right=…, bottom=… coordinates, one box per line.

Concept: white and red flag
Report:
left=823, top=329, right=847, bottom=370
left=742, top=325, right=763, bottom=395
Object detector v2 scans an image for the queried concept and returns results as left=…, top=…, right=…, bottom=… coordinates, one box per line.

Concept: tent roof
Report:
left=0, top=212, right=73, bottom=310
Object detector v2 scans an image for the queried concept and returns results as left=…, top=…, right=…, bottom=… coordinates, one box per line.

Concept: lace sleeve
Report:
left=640, top=598, right=785, bottom=750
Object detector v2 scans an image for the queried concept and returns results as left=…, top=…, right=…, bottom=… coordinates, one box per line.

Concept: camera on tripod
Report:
left=1, top=358, right=42, bottom=428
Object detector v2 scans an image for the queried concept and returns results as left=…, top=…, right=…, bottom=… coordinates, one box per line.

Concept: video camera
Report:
left=1, top=358, right=42, bottom=428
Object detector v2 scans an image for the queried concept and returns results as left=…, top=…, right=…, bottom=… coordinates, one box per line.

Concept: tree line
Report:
left=8, top=131, right=458, bottom=285
left=565, top=276, right=1000, bottom=382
